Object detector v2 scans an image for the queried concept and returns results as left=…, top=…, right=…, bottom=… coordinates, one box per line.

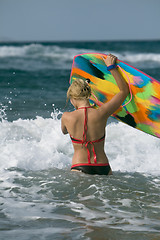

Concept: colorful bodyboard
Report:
left=70, top=53, right=160, bottom=138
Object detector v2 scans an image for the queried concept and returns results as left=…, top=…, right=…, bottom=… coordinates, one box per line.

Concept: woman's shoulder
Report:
left=62, top=110, right=77, bottom=120
left=90, top=107, right=105, bottom=117
left=62, top=111, right=70, bottom=120
left=89, top=107, right=109, bottom=124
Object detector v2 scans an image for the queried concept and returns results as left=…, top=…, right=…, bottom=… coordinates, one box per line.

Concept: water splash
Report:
left=0, top=103, right=8, bottom=121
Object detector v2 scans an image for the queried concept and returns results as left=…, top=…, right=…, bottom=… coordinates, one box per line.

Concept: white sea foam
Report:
left=0, top=112, right=160, bottom=175
left=0, top=44, right=160, bottom=69
left=0, top=113, right=72, bottom=171
left=121, top=53, right=160, bottom=63
left=0, top=44, right=94, bottom=60
left=106, top=121, right=160, bottom=175
left=116, top=52, right=160, bottom=69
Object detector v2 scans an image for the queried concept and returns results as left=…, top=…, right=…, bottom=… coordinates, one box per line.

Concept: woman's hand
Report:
left=102, top=54, right=117, bottom=67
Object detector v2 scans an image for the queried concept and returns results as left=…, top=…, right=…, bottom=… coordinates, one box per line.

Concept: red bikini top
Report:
left=70, top=106, right=105, bottom=164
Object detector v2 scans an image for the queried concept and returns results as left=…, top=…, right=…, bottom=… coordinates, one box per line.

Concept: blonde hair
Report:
left=67, top=78, right=91, bottom=101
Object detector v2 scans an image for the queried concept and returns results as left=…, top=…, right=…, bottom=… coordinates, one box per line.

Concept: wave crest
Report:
left=0, top=44, right=160, bottom=70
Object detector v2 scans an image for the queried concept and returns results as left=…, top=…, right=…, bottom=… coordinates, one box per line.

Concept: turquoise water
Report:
left=0, top=41, right=160, bottom=240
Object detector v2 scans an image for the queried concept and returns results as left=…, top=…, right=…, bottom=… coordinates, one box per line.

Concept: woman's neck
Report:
left=76, top=100, right=90, bottom=109
left=71, top=98, right=90, bottom=109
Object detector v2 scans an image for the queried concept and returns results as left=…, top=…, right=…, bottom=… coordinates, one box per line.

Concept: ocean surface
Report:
left=0, top=40, right=160, bottom=240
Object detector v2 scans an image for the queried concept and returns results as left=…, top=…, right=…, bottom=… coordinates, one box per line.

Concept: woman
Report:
left=61, top=54, right=129, bottom=175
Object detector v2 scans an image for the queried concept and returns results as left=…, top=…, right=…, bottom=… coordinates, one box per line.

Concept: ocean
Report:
left=0, top=40, right=160, bottom=240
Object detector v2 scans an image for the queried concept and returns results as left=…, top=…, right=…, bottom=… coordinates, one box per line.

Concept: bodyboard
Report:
left=70, top=53, right=160, bottom=138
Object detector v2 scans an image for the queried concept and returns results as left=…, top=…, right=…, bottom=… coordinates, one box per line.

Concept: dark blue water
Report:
left=0, top=40, right=160, bottom=121
left=0, top=41, right=160, bottom=240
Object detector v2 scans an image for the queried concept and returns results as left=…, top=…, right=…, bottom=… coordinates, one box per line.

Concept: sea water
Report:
left=0, top=41, right=160, bottom=240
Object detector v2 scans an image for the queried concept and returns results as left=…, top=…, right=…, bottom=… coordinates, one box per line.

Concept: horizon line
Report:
left=0, top=38, right=160, bottom=43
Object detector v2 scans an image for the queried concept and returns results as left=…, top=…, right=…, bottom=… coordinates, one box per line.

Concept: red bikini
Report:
left=70, top=106, right=111, bottom=175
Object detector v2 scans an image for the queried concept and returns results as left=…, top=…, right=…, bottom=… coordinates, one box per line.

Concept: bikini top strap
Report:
left=83, top=107, right=87, bottom=143
left=76, top=106, right=105, bottom=164
left=77, top=106, right=92, bottom=143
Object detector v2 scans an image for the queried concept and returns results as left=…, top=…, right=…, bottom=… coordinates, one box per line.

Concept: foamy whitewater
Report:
left=0, top=41, right=160, bottom=240
left=0, top=112, right=160, bottom=174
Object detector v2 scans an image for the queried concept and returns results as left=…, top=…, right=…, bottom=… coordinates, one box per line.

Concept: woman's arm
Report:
left=61, top=113, right=68, bottom=134
left=99, top=54, right=129, bottom=117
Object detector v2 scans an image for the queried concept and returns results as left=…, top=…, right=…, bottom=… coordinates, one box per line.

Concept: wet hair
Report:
left=67, top=78, right=91, bottom=102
